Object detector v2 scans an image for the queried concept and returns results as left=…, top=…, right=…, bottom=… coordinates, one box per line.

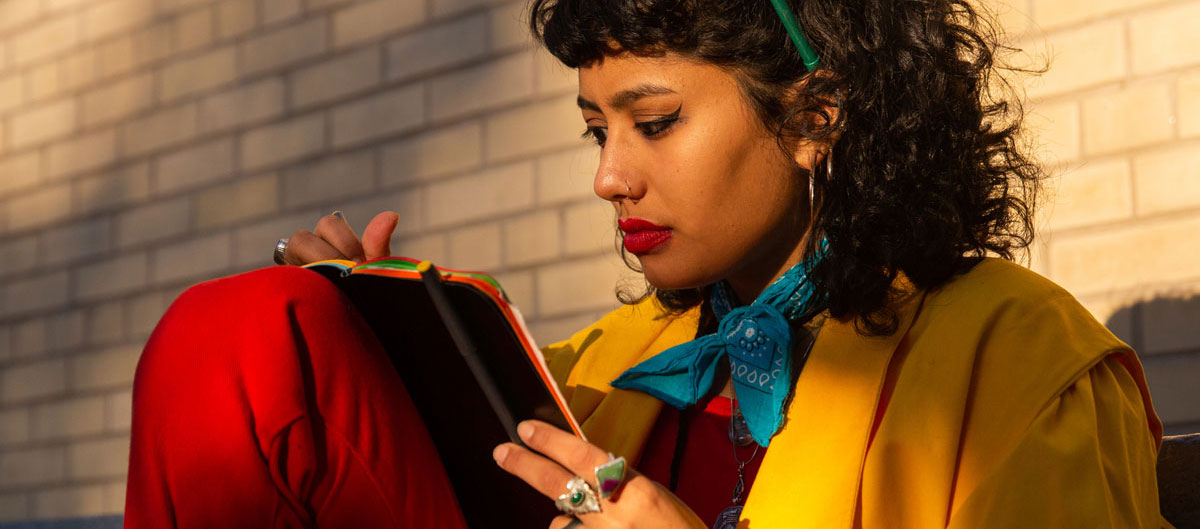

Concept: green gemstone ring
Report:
left=554, top=476, right=600, bottom=515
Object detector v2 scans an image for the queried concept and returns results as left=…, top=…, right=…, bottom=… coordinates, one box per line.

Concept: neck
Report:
left=725, top=231, right=813, bottom=304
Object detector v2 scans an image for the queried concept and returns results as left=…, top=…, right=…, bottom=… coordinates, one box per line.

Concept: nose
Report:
left=593, top=145, right=643, bottom=205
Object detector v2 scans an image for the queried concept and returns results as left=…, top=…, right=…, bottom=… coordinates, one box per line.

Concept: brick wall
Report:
left=0, top=0, right=1196, bottom=522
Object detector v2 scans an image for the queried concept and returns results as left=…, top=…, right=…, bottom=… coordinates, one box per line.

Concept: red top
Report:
left=638, top=396, right=767, bottom=527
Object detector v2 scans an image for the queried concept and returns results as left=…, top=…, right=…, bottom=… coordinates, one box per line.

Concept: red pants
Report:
left=124, top=266, right=468, bottom=529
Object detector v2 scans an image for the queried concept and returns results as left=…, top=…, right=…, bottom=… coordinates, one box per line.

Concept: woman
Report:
left=125, top=0, right=1167, bottom=527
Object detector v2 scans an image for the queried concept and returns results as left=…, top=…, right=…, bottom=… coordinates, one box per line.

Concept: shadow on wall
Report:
left=1106, top=294, right=1200, bottom=437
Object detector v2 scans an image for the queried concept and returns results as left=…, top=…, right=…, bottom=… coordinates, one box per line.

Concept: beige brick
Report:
left=61, top=48, right=98, bottom=90
left=13, top=318, right=49, bottom=358
left=239, top=18, right=327, bottom=75
left=196, top=173, right=279, bottom=229
left=492, top=270, right=535, bottom=314
left=75, top=163, right=152, bottom=215
left=10, top=98, right=76, bottom=150
left=153, top=233, right=231, bottom=284
left=31, top=396, right=105, bottom=440
left=331, top=84, right=425, bottom=147
left=534, top=48, right=575, bottom=96
left=1032, top=0, right=1158, bottom=29
left=12, top=13, right=80, bottom=67
left=155, top=138, right=236, bottom=194
left=0, top=236, right=38, bottom=279
left=199, top=77, right=285, bottom=132
left=1133, top=144, right=1200, bottom=215
left=503, top=210, right=559, bottom=266
left=0, top=0, right=40, bottom=34
left=67, top=437, right=130, bottom=479
left=430, top=51, right=534, bottom=120
left=1130, top=2, right=1200, bottom=75
left=0, top=75, right=23, bottom=115
left=0, top=446, right=65, bottom=486
left=87, top=300, right=126, bottom=345
left=160, top=45, right=237, bottom=101
left=1023, top=21, right=1125, bottom=99
left=241, top=114, right=325, bottom=171
left=537, top=257, right=626, bottom=316
left=216, top=0, right=256, bottom=39
left=332, top=0, right=426, bottom=48
left=27, top=61, right=62, bottom=103
left=394, top=233, right=447, bottom=263
left=96, top=36, right=134, bottom=79
left=230, top=210, right=321, bottom=267
left=1141, top=286, right=1200, bottom=355
left=432, top=0, right=507, bottom=17
left=488, top=1, right=530, bottom=52
left=1143, top=354, right=1200, bottom=424
left=128, top=290, right=167, bottom=337
left=975, top=0, right=1032, bottom=37
left=0, top=325, right=10, bottom=363
left=385, top=14, right=488, bottom=82
left=536, top=146, right=598, bottom=204
left=121, top=103, right=199, bottom=156
left=528, top=311, right=609, bottom=348
left=263, top=0, right=301, bottom=25
left=564, top=200, right=616, bottom=256
left=291, top=48, right=381, bottom=108
left=0, top=409, right=29, bottom=446
left=105, top=389, right=133, bottom=432
left=32, top=485, right=106, bottom=519
left=282, top=151, right=374, bottom=208
left=427, top=162, right=535, bottom=227
left=175, top=6, right=214, bottom=52
left=1179, top=70, right=1200, bottom=139
left=82, top=0, right=154, bottom=42
left=1082, top=84, right=1173, bottom=156
left=116, top=197, right=191, bottom=248
left=448, top=223, right=502, bottom=270
left=1, top=360, right=66, bottom=404
left=1024, top=100, right=1079, bottom=166
left=1045, top=159, right=1132, bottom=231
left=3, top=272, right=70, bottom=317
left=48, top=311, right=85, bottom=352
left=1050, top=215, right=1200, bottom=296
left=485, top=94, right=582, bottom=162
left=82, top=72, right=154, bottom=127
left=381, top=122, right=482, bottom=185
left=131, top=22, right=176, bottom=68
left=334, top=189, right=423, bottom=237
left=307, top=0, right=353, bottom=10
left=7, top=183, right=71, bottom=232
left=41, top=218, right=111, bottom=266
left=47, top=129, right=118, bottom=179
left=102, top=481, right=125, bottom=513
left=68, top=345, right=141, bottom=390
left=0, top=151, right=42, bottom=196
left=75, top=253, right=149, bottom=301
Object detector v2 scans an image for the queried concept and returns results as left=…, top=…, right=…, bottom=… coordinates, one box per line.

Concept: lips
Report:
left=618, top=217, right=672, bottom=254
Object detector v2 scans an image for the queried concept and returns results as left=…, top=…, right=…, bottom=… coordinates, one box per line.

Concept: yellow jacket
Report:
left=544, top=258, right=1167, bottom=528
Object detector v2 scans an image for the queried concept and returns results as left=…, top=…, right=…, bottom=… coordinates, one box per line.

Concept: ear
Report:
left=784, top=75, right=845, bottom=170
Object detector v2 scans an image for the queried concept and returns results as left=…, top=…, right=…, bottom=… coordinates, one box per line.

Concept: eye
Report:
left=582, top=126, right=608, bottom=147
left=635, top=105, right=682, bottom=138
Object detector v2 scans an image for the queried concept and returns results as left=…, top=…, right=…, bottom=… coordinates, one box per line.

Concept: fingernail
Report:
left=331, top=210, right=345, bottom=220
left=517, top=421, right=534, bottom=441
left=492, top=444, right=510, bottom=464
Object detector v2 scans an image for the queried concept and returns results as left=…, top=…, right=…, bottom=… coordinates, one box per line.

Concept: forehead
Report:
left=577, top=53, right=739, bottom=107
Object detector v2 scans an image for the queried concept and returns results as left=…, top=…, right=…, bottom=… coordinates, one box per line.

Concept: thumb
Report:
left=362, top=211, right=399, bottom=260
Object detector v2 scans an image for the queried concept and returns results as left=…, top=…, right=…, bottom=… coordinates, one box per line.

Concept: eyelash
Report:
left=582, top=107, right=682, bottom=148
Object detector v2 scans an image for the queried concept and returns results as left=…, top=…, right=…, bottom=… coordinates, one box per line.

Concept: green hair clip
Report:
left=768, top=0, right=820, bottom=71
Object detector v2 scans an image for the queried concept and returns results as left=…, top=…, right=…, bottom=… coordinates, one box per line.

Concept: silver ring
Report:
left=273, top=238, right=289, bottom=265
left=554, top=476, right=600, bottom=515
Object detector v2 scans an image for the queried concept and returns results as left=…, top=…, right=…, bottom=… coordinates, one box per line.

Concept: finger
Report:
left=518, top=420, right=611, bottom=480
left=362, top=211, right=399, bottom=261
left=285, top=230, right=347, bottom=265
left=492, top=442, right=578, bottom=501
left=550, top=515, right=583, bottom=529
left=312, top=212, right=365, bottom=263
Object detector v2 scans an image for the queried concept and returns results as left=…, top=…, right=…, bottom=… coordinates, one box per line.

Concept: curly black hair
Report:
left=530, top=0, right=1041, bottom=336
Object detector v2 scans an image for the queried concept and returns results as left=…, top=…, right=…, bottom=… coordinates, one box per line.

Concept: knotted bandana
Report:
left=610, top=245, right=826, bottom=447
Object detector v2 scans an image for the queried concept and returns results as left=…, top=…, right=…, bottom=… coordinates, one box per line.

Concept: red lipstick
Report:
left=618, top=218, right=672, bottom=254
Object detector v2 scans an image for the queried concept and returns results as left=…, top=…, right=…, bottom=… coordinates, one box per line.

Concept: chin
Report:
left=638, top=255, right=716, bottom=292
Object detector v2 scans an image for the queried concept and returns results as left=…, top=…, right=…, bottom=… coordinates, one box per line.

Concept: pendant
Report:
left=713, top=505, right=742, bottom=529
left=728, top=405, right=755, bottom=447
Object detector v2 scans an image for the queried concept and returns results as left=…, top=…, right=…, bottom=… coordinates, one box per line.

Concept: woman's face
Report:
left=578, top=53, right=819, bottom=301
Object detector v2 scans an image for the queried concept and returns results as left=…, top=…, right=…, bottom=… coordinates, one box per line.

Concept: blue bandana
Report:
left=610, top=245, right=826, bottom=447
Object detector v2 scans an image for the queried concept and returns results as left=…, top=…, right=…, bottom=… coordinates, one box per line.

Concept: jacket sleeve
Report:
left=947, top=355, right=1170, bottom=528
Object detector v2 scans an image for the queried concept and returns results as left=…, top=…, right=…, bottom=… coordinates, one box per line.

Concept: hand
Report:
left=279, top=211, right=399, bottom=266
left=493, top=420, right=707, bottom=529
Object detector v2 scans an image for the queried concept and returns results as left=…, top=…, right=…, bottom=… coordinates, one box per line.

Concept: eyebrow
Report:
left=577, top=84, right=677, bottom=112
